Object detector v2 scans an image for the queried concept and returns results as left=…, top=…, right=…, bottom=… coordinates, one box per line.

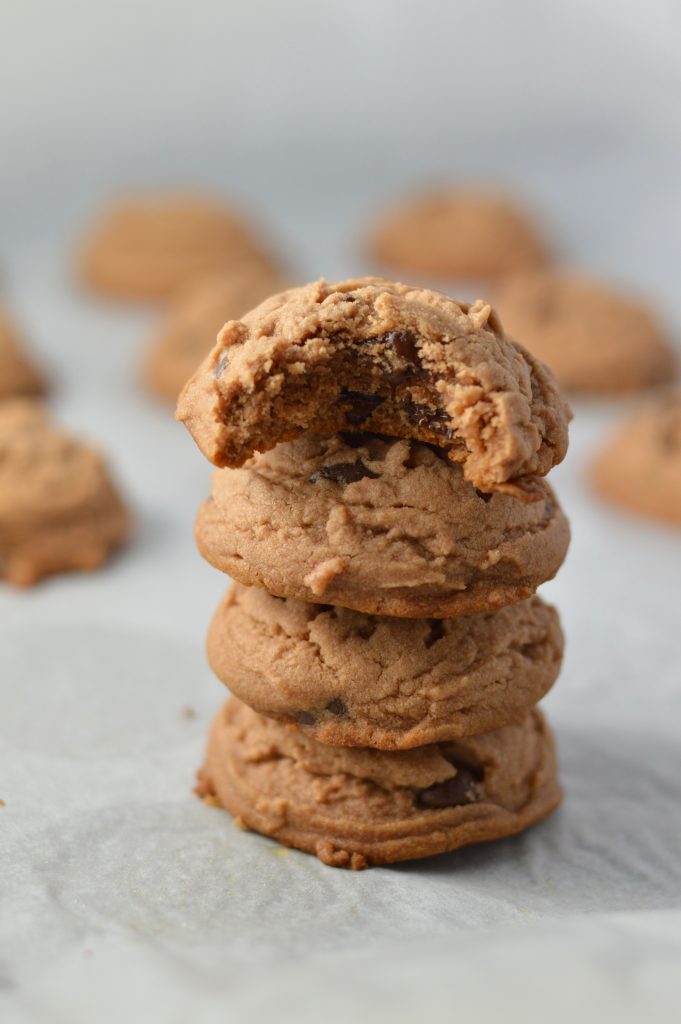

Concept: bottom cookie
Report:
left=197, top=698, right=561, bottom=869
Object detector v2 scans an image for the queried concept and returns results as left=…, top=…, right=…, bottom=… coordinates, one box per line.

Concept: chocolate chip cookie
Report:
left=0, top=307, right=45, bottom=400
left=369, top=190, right=549, bottom=281
left=0, top=401, right=131, bottom=585
left=208, top=584, right=563, bottom=748
left=177, top=277, right=571, bottom=500
left=80, top=194, right=275, bottom=301
left=197, top=698, right=561, bottom=868
left=195, top=432, right=570, bottom=617
left=590, top=390, right=681, bottom=527
left=143, top=266, right=287, bottom=401
left=494, top=272, right=678, bottom=394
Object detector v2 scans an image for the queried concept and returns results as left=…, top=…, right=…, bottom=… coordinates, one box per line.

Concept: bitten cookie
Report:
left=80, top=194, right=275, bottom=300
left=198, top=698, right=561, bottom=869
left=0, top=401, right=130, bottom=585
left=196, top=432, right=570, bottom=617
left=494, top=272, right=678, bottom=394
left=0, top=308, right=45, bottom=400
left=369, top=190, right=549, bottom=281
left=208, top=584, right=564, bottom=748
left=590, top=390, right=681, bottom=528
left=143, top=267, right=287, bottom=401
left=177, top=277, right=570, bottom=500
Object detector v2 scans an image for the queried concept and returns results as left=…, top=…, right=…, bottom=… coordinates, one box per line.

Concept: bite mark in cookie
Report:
left=177, top=277, right=571, bottom=499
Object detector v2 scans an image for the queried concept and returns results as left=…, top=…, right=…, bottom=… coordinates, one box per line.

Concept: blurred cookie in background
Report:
left=494, top=271, right=678, bottom=395
left=368, top=188, right=549, bottom=282
left=0, top=307, right=46, bottom=399
left=0, top=400, right=131, bottom=585
left=79, top=193, right=277, bottom=301
left=590, top=390, right=681, bottom=529
left=143, top=265, right=287, bottom=403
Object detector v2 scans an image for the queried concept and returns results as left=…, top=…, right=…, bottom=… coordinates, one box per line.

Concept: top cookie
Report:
left=369, top=190, right=549, bottom=281
left=494, top=272, right=678, bottom=394
left=79, top=194, right=275, bottom=301
left=143, top=266, right=287, bottom=402
left=0, top=308, right=45, bottom=400
left=590, top=389, right=681, bottom=528
left=177, top=277, right=570, bottom=498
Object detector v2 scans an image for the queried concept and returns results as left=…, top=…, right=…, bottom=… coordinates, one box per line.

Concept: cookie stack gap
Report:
left=178, top=277, right=571, bottom=869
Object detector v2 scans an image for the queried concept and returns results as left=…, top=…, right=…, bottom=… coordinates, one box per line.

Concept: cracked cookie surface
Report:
left=209, top=584, right=564, bottom=748
left=495, top=272, right=678, bottom=394
left=198, top=698, right=561, bottom=868
left=590, top=389, right=681, bottom=527
left=177, top=277, right=570, bottom=499
left=0, top=401, right=130, bottom=585
left=195, top=432, right=570, bottom=617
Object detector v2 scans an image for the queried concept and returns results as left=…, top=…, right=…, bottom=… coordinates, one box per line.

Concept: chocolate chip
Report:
left=404, top=400, right=431, bottom=430
left=544, top=496, right=554, bottom=518
left=424, top=619, right=445, bottom=648
left=341, top=389, right=385, bottom=426
left=326, top=698, right=347, bottom=717
left=382, top=329, right=419, bottom=363
left=415, top=766, right=481, bottom=809
left=339, top=432, right=367, bottom=448
left=475, top=488, right=493, bottom=503
left=296, top=711, right=316, bottom=726
left=356, top=621, right=377, bottom=640
left=309, top=460, right=379, bottom=486
left=214, top=352, right=229, bottom=378
left=404, top=401, right=454, bottom=438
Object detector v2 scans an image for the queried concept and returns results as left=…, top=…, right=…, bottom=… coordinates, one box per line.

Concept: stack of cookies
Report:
left=178, top=277, right=571, bottom=869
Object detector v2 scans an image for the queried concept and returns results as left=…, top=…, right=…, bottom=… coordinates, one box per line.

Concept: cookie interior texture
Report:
left=177, top=277, right=570, bottom=499
left=80, top=194, right=276, bottom=300
left=0, top=400, right=130, bottom=585
left=590, top=389, right=681, bottom=527
left=208, top=584, right=564, bottom=748
left=494, top=271, right=678, bottom=394
left=199, top=699, right=561, bottom=869
left=369, top=190, right=549, bottom=280
left=0, top=308, right=45, bottom=400
left=195, top=432, right=570, bottom=617
left=143, top=266, right=288, bottom=402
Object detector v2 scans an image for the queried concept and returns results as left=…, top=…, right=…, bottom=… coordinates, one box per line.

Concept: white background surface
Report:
left=1, top=2, right=681, bottom=1021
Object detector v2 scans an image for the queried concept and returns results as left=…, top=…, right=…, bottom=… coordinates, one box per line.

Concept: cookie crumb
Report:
left=303, top=557, right=346, bottom=596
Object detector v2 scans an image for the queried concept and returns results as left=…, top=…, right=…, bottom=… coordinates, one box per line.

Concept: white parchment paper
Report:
left=2, top=3, right=681, bottom=1020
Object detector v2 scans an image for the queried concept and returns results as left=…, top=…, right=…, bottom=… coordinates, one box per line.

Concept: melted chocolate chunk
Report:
left=382, top=329, right=419, bottom=363
left=415, top=765, right=481, bottom=809
left=404, top=400, right=454, bottom=439
left=326, top=698, right=347, bottom=717
left=338, top=432, right=367, bottom=449
left=309, top=460, right=379, bottom=486
left=341, top=389, right=386, bottom=426
left=475, top=488, right=493, bottom=503
left=214, top=352, right=229, bottom=378
left=296, top=711, right=316, bottom=726
left=424, top=619, right=445, bottom=649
